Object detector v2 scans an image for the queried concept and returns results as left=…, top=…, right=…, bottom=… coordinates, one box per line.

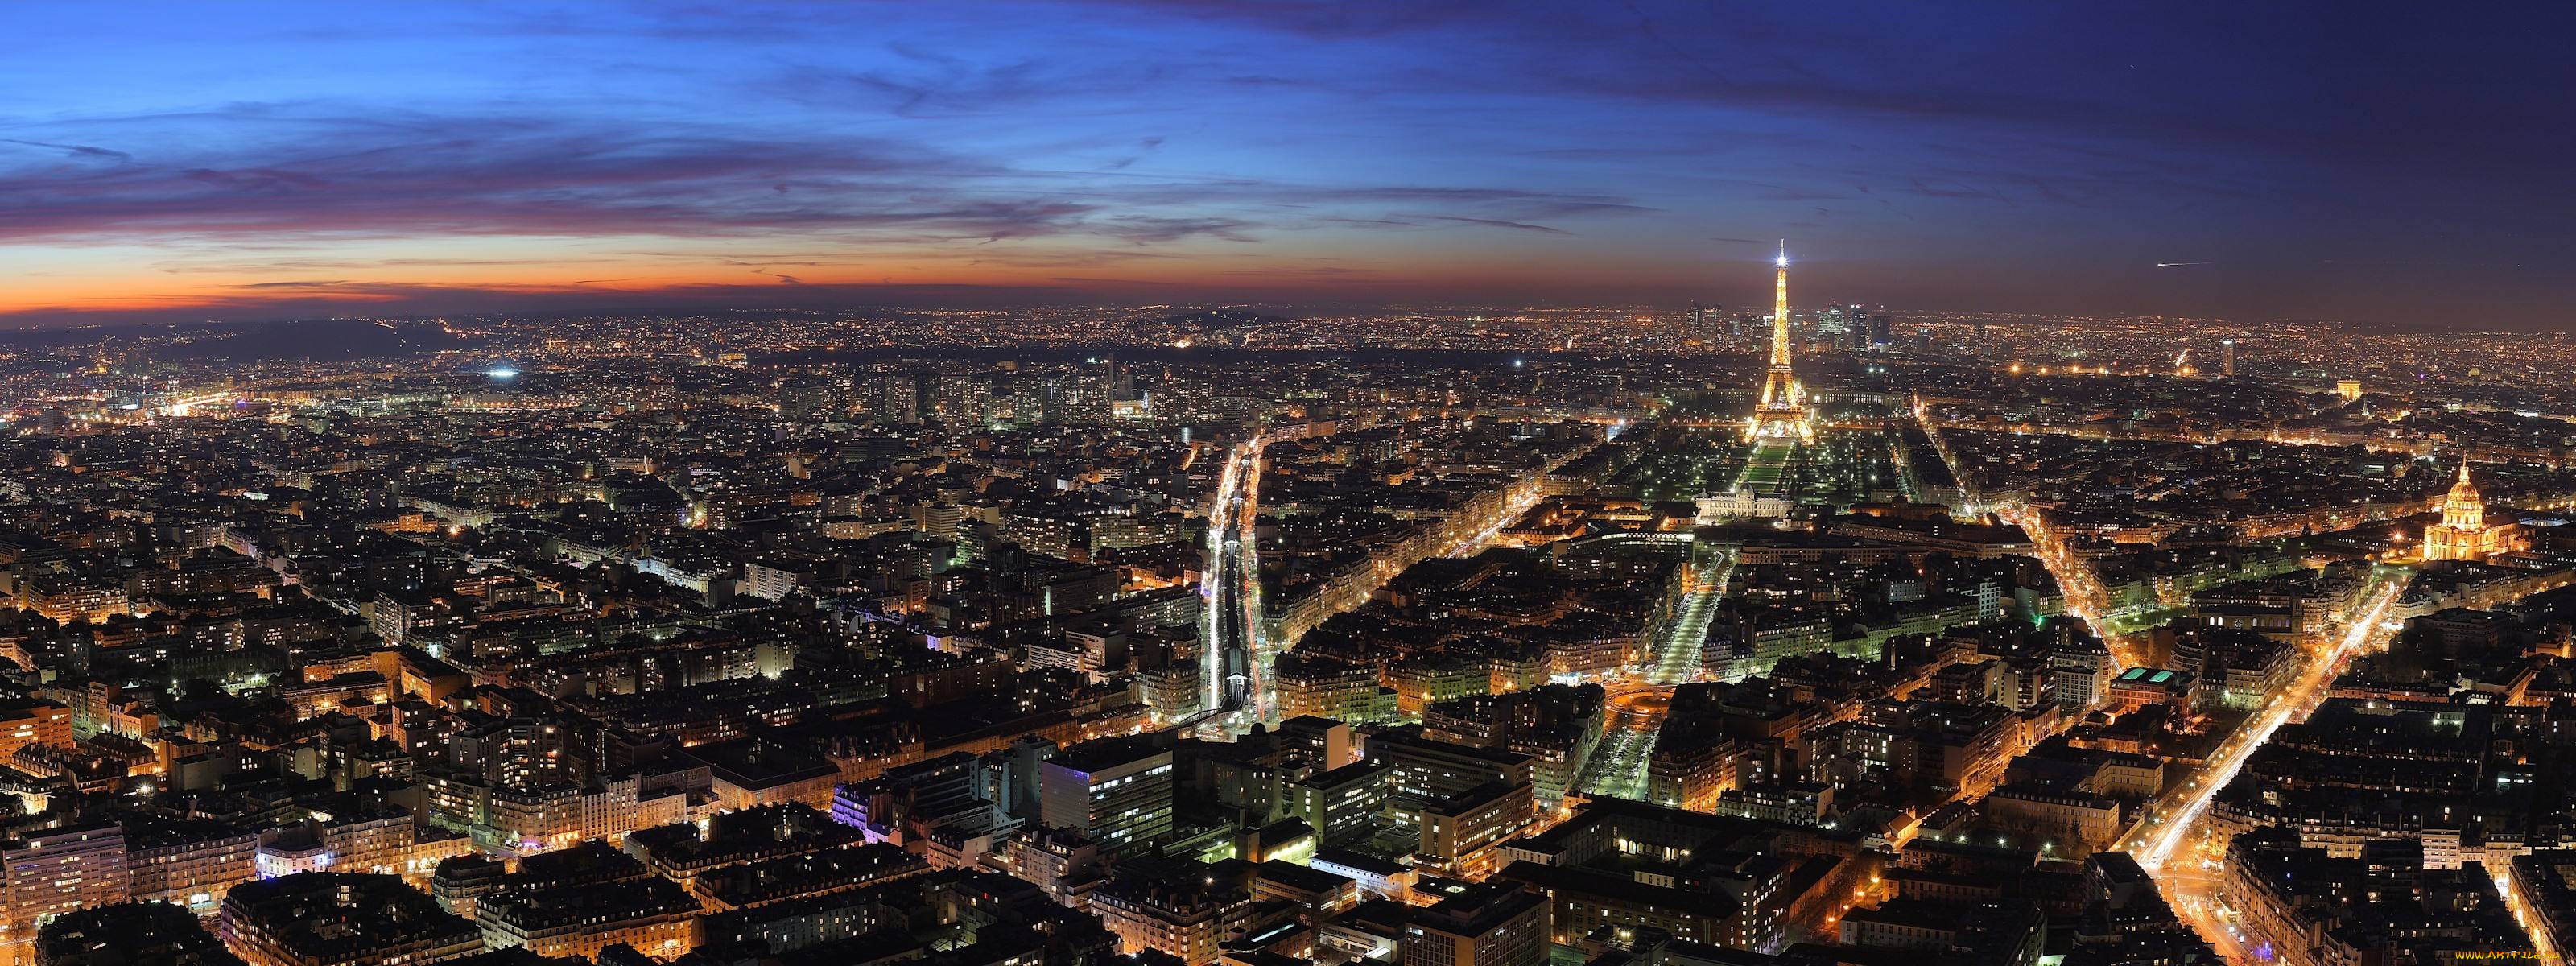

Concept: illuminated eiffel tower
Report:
left=1746, top=241, right=1814, bottom=442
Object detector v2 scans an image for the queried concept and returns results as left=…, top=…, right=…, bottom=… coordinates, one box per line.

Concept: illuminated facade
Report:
left=126, top=823, right=258, bottom=914
left=14, top=575, right=129, bottom=625
left=2425, top=462, right=2518, bottom=562
left=0, top=701, right=71, bottom=761
left=1093, top=880, right=1253, bottom=965
left=0, top=823, right=127, bottom=946
left=477, top=878, right=700, bottom=960
left=1745, top=242, right=1814, bottom=442
left=221, top=873, right=485, bottom=966
left=423, top=772, right=691, bottom=852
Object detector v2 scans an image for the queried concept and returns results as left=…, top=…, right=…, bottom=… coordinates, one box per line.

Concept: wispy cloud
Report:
left=0, top=102, right=1649, bottom=254
left=1426, top=216, right=1570, bottom=235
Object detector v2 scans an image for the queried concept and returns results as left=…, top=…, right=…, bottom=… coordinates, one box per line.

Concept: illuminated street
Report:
left=2135, top=569, right=2413, bottom=956
left=1578, top=686, right=1669, bottom=803
left=1908, top=398, right=2145, bottom=668
left=1198, top=435, right=1271, bottom=729
left=1445, top=477, right=1552, bottom=559
left=1646, top=579, right=1727, bottom=685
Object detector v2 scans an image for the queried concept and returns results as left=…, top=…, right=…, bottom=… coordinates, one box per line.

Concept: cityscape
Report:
left=5, top=5, right=2576, bottom=966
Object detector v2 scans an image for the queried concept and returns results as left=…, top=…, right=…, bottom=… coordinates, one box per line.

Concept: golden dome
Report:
left=2442, top=461, right=2484, bottom=531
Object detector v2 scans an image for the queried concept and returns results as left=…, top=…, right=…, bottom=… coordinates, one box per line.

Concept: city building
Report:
left=1092, top=877, right=1252, bottom=965
left=1, top=823, right=129, bottom=945
left=35, top=902, right=246, bottom=966
left=1401, top=881, right=1549, bottom=966
left=218, top=873, right=485, bottom=966
left=1039, top=737, right=1175, bottom=859
left=476, top=877, right=700, bottom=960
left=2424, top=462, right=2520, bottom=562
left=1416, top=779, right=1535, bottom=880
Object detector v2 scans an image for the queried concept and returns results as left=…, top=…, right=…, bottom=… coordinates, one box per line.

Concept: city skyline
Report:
left=17, top=6, right=2576, bottom=966
left=8, top=2, right=2576, bottom=329
left=10, top=196, right=2576, bottom=965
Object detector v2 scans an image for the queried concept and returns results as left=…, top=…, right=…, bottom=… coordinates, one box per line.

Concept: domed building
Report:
left=2425, top=462, right=2520, bottom=562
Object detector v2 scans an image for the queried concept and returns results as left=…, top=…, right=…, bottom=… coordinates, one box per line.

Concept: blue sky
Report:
left=3, top=2, right=2570, bottom=327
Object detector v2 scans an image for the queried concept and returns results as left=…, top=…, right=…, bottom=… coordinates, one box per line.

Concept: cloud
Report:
left=4, top=139, right=134, bottom=163
left=1427, top=216, right=1570, bottom=236
left=1096, top=216, right=1257, bottom=243
left=0, top=109, right=1088, bottom=244
left=0, top=101, right=1654, bottom=260
left=0, top=279, right=1092, bottom=329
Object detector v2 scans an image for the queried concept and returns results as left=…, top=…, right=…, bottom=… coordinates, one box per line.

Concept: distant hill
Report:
left=1155, top=308, right=1289, bottom=328
left=0, top=317, right=489, bottom=361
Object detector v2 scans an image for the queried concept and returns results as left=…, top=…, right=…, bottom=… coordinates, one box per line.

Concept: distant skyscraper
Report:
left=929, top=374, right=990, bottom=425
left=1006, top=374, right=1063, bottom=426
left=870, top=374, right=920, bottom=424
left=1745, top=242, right=1814, bottom=443
left=2220, top=339, right=2237, bottom=378
left=1062, top=357, right=1119, bottom=422
left=1814, top=305, right=1850, bottom=340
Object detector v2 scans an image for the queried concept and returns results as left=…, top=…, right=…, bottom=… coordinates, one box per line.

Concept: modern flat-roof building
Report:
left=1039, top=737, right=1174, bottom=859
left=1402, top=881, right=1549, bottom=966
left=2, top=822, right=128, bottom=944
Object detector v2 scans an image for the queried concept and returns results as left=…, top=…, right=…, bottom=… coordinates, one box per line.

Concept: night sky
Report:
left=6, top=2, right=2571, bottom=329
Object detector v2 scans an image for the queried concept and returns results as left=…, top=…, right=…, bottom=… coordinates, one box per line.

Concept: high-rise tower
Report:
left=1746, top=242, right=1814, bottom=442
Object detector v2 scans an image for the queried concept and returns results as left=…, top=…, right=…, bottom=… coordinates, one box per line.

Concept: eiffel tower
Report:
left=1746, top=241, right=1814, bottom=442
